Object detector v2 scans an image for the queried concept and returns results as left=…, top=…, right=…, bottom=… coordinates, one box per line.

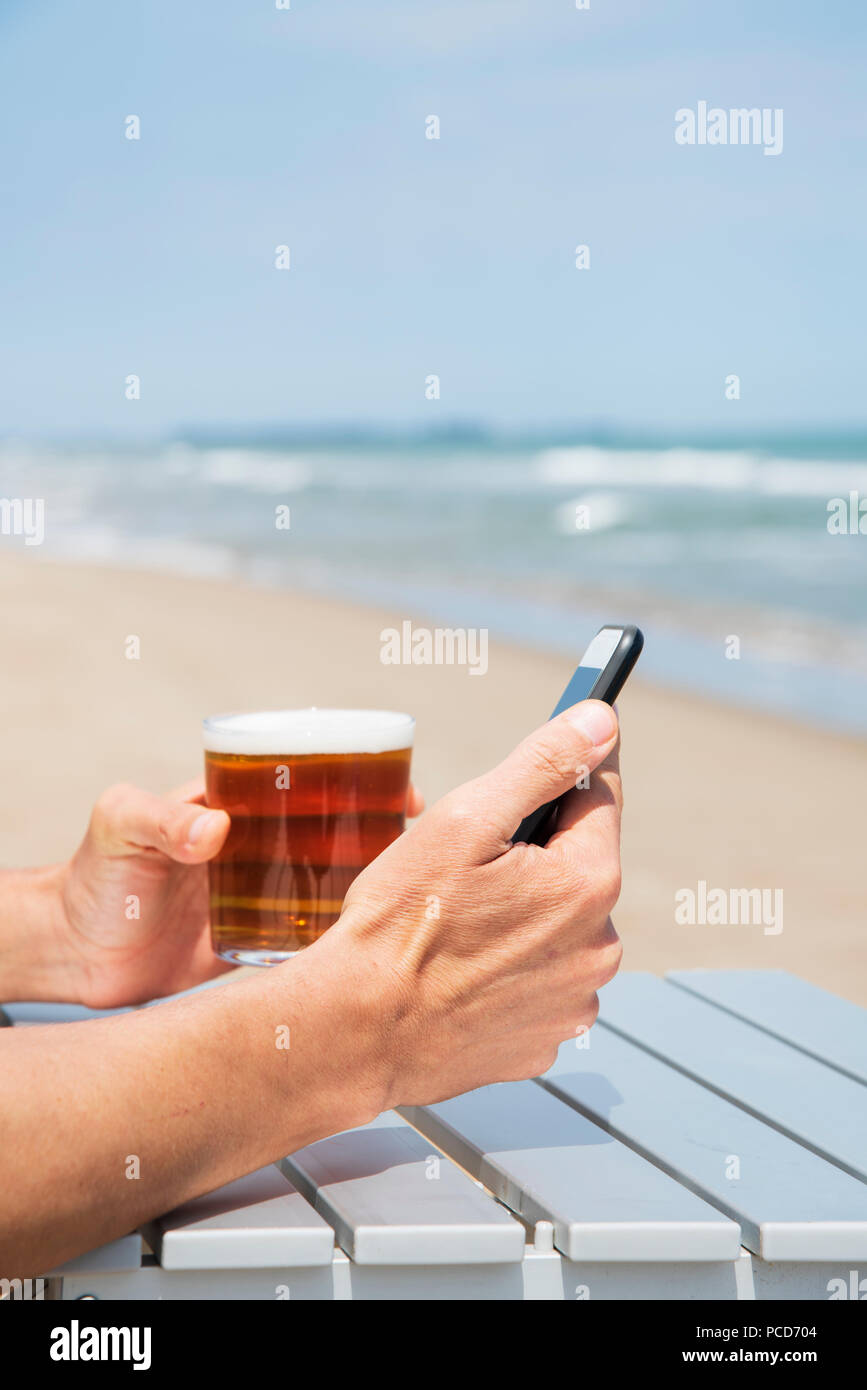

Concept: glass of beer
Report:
left=203, top=708, right=414, bottom=965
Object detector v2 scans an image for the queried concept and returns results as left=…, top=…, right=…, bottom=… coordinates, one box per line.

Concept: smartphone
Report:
left=512, top=624, right=643, bottom=847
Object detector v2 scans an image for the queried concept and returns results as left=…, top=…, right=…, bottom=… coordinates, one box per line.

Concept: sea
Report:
left=2, top=430, right=867, bottom=734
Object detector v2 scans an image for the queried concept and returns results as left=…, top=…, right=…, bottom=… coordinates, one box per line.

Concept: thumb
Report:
left=471, top=700, right=619, bottom=851
left=89, top=783, right=231, bottom=863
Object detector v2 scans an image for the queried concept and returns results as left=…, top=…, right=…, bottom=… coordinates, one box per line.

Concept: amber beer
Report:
left=204, top=709, right=414, bottom=964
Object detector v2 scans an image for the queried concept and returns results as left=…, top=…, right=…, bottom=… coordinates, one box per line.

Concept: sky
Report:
left=0, top=0, right=865, bottom=439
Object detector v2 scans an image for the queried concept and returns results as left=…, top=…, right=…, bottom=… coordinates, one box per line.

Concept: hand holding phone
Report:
left=512, top=625, right=643, bottom=847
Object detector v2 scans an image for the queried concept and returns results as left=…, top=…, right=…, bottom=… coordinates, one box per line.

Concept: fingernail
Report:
left=187, top=810, right=221, bottom=844
left=564, top=701, right=617, bottom=746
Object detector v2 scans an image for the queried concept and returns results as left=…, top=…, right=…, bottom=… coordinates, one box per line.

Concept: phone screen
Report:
left=548, top=628, right=623, bottom=717
left=550, top=665, right=602, bottom=717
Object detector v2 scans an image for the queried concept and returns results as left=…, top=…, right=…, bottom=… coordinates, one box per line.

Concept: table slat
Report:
left=666, top=969, right=867, bottom=1086
left=401, top=1079, right=741, bottom=1262
left=0, top=1002, right=134, bottom=1025
left=281, top=1111, right=525, bottom=1266
left=142, top=1166, right=335, bottom=1269
left=539, top=1024, right=867, bottom=1260
left=598, top=974, right=867, bottom=1183
left=44, top=1234, right=144, bottom=1276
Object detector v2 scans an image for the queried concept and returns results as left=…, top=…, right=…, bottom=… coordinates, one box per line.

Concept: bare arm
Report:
left=0, top=945, right=388, bottom=1277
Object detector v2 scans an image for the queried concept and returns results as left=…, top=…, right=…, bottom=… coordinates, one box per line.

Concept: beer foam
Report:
left=203, top=708, right=415, bottom=756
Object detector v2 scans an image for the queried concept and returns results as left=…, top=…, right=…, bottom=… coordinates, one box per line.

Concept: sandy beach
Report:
left=1, top=552, right=864, bottom=1006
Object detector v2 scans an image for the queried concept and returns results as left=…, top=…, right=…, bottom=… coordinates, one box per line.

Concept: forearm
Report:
left=0, top=865, right=74, bottom=1003
left=0, top=939, right=389, bottom=1277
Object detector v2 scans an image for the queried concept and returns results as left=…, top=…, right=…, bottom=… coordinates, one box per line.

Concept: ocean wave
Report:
left=7, top=440, right=867, bottom=505
left=535, top=447, right=867, bottom=498
left=195, top=449, right=314, bottom=493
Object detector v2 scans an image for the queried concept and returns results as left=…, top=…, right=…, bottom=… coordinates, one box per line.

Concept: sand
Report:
left=1, top=552, right=864, bottom=1006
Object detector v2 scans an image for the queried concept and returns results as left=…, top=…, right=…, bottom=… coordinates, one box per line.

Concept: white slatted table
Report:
left=3, top=970, right=865, bottom=1300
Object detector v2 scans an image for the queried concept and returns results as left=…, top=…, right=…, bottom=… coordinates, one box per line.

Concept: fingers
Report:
left=90, top=783, right=230, bottom=863
left=407, top=784, right=425, bottom=818
left=546, top=737, right=623, bottom=900
left=464, top=701, right=619, bottom=852
left=550, top=733, right=621, bottom=838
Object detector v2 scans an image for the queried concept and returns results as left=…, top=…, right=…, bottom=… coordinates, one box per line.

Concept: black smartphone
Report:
left=512, top=624, right=643, bottom=847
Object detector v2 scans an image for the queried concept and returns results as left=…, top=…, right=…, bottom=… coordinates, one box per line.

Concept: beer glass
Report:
left=204, top=708, right=414, bottom=965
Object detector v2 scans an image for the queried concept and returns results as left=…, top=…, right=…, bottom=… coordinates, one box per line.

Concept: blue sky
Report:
left=0, top=0, right=865, bottom=437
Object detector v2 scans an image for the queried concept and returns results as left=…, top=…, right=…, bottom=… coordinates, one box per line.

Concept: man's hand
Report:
left=318, top=698, right=624, bottom=1108
left=58, top=779, right=234, bottom=1007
